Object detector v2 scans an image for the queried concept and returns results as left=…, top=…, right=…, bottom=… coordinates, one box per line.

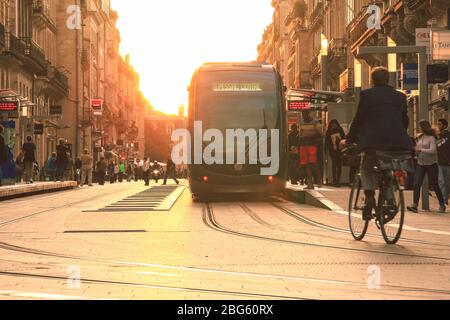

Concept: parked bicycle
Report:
left=346, top=145, right=413, bottom=244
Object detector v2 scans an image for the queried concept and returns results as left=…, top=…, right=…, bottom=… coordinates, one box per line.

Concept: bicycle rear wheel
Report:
left=348, top=175, right=369, bottom=241
left=379, top=179, right=405, bottom=244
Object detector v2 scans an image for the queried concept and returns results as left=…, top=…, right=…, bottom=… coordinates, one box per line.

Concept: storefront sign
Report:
left=0, top=100, right=18, bottom=112
left=432, top=30, right=450, bottom=60
left=288, top=101, right=311, bottom=111
left=91, top=99, right=103, bottom=116
left=428, top=63, right=449, bottom=84
left=416, top=28, right=431, bottom=54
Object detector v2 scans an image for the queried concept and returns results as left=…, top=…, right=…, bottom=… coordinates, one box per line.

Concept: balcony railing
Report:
left=329, top=38, right=346, bottom=58
left=26, top=41, right=47, bottom=69
left=32, top=0, right=56, bottom=29
left=339, top=68, right=354, bottom=92
left=309, top=1, right=323, bottom=30
left=53, top=69, right=69, bottom=92
left=8, top=34, right=26, bottom=56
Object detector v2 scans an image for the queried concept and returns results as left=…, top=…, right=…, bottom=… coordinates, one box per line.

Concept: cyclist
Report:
left=341, top=67, right=412, bottom=220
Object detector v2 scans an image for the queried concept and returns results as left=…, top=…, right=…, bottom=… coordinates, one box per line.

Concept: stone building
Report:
left=0, top=0, right=69, bottom=167
left=258, top=0, right=450, bottom=134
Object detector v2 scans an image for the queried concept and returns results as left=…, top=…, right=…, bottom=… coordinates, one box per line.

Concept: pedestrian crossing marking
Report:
left=83, top=186, right=185, bottom=212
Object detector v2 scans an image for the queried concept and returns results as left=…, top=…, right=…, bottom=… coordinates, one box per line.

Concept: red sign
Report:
left=91, top=99, right=103, bottom=115
left=288, top=101, right=311, bottom=111
left=91, top=99, right=103, bottom=109
left=0, top=101, right=18, bottom=112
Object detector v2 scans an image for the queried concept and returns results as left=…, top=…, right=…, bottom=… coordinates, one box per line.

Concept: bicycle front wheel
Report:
left=379, top=179, right=405, bottom=245
left=348, top=175, right=369, bottom=241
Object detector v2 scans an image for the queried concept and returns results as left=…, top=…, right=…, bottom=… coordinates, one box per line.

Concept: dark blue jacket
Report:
left=347, top=85, right=412, bottom=151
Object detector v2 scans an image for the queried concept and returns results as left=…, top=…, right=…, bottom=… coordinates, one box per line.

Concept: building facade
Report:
left=258, top=0, right=450, bottom=134
left=1, top=0, right=149, bottom=184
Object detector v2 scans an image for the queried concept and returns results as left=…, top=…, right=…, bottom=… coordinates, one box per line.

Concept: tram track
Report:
left=270, top=200, right=450, bottom=249
left=203, top=202, right=450, bottom=262
left=202, top=203, right=450, bottom=296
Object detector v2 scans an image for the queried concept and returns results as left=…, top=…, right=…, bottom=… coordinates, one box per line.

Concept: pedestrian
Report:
left=299, top=110, right=323, bottom=190
left=15, top=151, right=25, bottom=183
left=288, top=124, right=300, bottom=184
left=407, top=120, right=446, bottom=213
left=325, top=119, right=346, bottom=187
left=126, top=162, right=133, bottom=182
left=0, top=125, right=7, bottom=186
left=22, top=135, right=36, bottom=184
left=44, top=152, right=58, bottom=182
left=108, top=160, right=116, bottom=184
left=163, top=157, right=179, bottom=185
left=80, top=149, right=93, bottom=187
left=114, top=161, right=120, bottom=182
left=74, top=157, right=82, bottom=184
left=96, top=157, right=107, bottom=186
left=118, top=161, right=125, bottom=183
left=143, top=158, right=151, bottom=186
left=56, top=139, right=69, bottom=182
left=437, top=118, right=450, bottom=206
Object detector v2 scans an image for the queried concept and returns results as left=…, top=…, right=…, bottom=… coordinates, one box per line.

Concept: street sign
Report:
left=0, top=120, right=15, bottom=129
left=50, top=105, right=63, bottom=116
left=34, top=123, right=44, bottom=135
left=91, top=99, right=103, bottom=116
left=401, top=63, right=418, bottom=90
left=432, top=30, right=450, bottom=60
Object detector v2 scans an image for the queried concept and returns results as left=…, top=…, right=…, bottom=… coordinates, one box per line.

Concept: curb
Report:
left=0, top=182, right=78, bottom=201
left=285, top=186, right=346, bottom=212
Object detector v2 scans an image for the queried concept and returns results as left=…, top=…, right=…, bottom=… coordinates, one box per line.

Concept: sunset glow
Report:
left=111, top=0, right=273, bottom=115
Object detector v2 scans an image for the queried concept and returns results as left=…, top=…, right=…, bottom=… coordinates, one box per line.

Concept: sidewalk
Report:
left=286, top=183, right=450, bottom=235
left=0, top=181, right=78, bottom=200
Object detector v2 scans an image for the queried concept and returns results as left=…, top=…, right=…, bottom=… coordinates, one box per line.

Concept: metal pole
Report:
left=418, top=51, right=430, bottom=211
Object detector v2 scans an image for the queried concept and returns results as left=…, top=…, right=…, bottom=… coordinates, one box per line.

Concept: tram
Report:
left=187, top=62, right=288, bottom=199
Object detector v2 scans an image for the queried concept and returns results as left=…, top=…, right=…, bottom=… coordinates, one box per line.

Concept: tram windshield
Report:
left=196, top=71, right=280, bottom=130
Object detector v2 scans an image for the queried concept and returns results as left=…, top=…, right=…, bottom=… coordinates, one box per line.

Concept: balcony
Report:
left=5, top=34, right=26, bottom=57
left=339, top=68, right=354, bottom=92
left=25, top=41, right=47, bottom=69
left=309, top=1, right=323, bottom=31
left=32, top=0, right=56, bottom=31
left=52, top=69, right=69, bottom=94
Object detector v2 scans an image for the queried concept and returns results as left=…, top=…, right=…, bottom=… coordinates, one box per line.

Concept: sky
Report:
left=111, top=0, right=273, bottom=115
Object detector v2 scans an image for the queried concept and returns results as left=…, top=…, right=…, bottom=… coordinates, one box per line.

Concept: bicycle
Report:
left=346, top=146, right=412, bottom=244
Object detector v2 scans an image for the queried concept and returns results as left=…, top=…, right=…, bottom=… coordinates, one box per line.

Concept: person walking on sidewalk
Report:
left=299, top=110, right=323, bottom=190
left=0, top=125, right=7, bottom=186
left=407, top=120, right=446, bottom=213
left=118, top=162, right=125, bottom=183
left=288, top=124, right=300, bottom=184
left=22, top=136, right=36, bottom=184
left=325, top=119, right=346, bottom=187
left=45, top=152, right=58, bottom=181
left=342, top=67, right=413, bottom=220
left=56, top=139, right=69, bottom=182
left=143, top=158, right=151, bottom=186
left=96, top=157, right=107, bottom=186
left=163, top=158, right=179, bottom=185
left=437, top=118, right=450, bottom=206
left=80, top=149, right=93, bottom=187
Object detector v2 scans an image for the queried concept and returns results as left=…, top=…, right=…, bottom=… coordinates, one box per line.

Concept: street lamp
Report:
left=387, top=36, right=397, bottom=88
